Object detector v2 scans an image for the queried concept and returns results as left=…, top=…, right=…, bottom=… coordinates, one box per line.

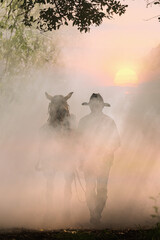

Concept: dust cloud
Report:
left=0, top=45, right=160, bottom=230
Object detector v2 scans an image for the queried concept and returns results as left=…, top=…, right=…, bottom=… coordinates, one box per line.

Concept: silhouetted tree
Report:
left=147, top=0, right=160, bottom=5
left=2, top=0, right=128, bottom=32
left=146, top=0, right=160, bottom=21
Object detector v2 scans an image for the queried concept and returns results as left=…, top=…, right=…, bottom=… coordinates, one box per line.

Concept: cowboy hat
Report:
left=82, top=93, right=110, bottom=107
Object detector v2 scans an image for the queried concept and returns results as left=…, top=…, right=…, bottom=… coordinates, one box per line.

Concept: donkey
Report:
left=37, top=92, right=76, bottom=224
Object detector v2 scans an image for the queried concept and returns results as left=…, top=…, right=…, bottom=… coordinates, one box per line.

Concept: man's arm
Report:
left=109, top=120, right=121, bottom=153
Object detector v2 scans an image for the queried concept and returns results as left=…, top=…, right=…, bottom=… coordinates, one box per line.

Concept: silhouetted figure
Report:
left=36, top=92, right=76, bottom=225
left=78, top=93, right=120, bottom=226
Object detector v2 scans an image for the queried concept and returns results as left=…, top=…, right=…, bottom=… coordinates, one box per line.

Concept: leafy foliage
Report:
left=150, top=193, right=160, bottom=222
left=17, top=0, right=128, bottom=32
left=0, top=26, right=58, bottom=78
left=0, top=0, right=59, bottom=100
left=0, top=0, right=59, bottom=74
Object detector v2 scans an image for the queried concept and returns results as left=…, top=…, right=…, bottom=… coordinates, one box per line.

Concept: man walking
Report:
left=78, top=93, right=120, bottom=225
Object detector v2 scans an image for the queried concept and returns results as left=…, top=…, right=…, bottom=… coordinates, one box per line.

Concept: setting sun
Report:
left=114, top=67, right=138, bottom=86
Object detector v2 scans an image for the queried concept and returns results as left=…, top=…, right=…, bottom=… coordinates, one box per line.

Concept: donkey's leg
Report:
left=46, top=176, right=55, bottom=211
left=43, top=170, right=55, bottom=225
left=63, top=171, right=74, bottom=219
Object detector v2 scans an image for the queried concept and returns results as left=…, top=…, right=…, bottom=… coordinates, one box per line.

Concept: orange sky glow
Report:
left=60, top=0, right=160, bottom=87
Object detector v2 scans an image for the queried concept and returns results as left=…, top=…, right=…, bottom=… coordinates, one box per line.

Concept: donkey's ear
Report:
left=45, top=92, right=53, bottom=101
left=82, top=102, right=88, bottom=106
left=64, top=92, right=73, bottom=101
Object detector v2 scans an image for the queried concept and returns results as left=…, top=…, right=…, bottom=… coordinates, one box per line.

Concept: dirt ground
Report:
left=0, top=228, right=160, bottom=240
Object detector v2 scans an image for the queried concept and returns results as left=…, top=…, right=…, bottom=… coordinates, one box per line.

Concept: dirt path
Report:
left=0, top=228, right=159, bottom=240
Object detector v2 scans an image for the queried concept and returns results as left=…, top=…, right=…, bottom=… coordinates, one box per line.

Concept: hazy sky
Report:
left=59, top=0, right=160, bottom=87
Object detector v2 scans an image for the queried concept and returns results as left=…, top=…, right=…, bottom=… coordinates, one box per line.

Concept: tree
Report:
left=146, top=0, right=160, bottom=21
left=146, top=0, right=160, bottom=6
left=0, top=1, right=59, bottom=77
left=14, top=0, right=128, bottom=33
left=0, top=0, right=59, bottom=100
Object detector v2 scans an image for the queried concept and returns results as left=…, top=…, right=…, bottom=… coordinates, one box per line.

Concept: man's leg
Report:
left=84, top=172, right=97, bottom=223
left=95, top=159, right=112, bottom=222
left=95, top=177, right=109, bottom=222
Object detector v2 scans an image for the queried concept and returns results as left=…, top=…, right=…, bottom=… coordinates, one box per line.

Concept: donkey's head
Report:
left=45, top=92, right=73, bottom=128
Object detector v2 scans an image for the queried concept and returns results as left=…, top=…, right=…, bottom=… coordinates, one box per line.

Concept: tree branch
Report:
left=144, top=14, right=160, bottom=21
left=146, top=0, right=160, bottom=7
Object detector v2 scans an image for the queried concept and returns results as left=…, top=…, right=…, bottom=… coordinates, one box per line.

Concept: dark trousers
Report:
left=84, top=156, right=113, bottom=221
